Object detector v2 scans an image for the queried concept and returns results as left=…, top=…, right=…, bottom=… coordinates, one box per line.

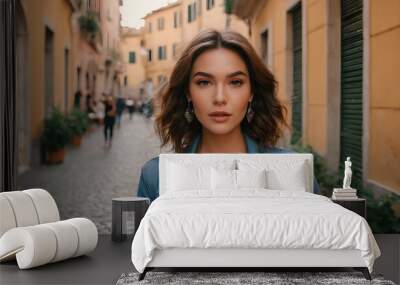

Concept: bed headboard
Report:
left=159, top=153, right=314, bottom=195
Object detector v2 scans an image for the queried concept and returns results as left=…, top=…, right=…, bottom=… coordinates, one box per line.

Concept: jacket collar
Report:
left=185, top=133, right=261, bottom=153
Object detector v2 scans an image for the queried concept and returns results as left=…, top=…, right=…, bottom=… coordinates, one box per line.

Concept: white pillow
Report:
left=237, top=159, right=308, bottom=191
left=236, top=169, right=267, bottom=189
left=211, top=168, right=236, bottom=190
left=211, top=168, right=267, bottom=190
left=266, top=162, right=307, bottom=191
left=167, top=162, right=212, bottom=191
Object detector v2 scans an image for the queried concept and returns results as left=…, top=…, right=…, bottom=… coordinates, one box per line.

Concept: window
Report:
left=206, top=0, right=215, bottom=10
left=92, top=75, right=96, bottom=95
left=128, top=51, right=136, bottom=64
left=99, top=0, right=101, bottom=20
left=106, top=33, right=109, bottom=50
left=340, top=0, right=364, bottom=182
left=147, top=22, right=152, bottom=33
left=173, top=11, right=180, bottom=28
left=289, top=3, right=302, bottom=144
left=158, top=46, right=167, bottom=60
left=157, top=17, right=164, bottom=30
left=76, top=66, right=81, bottom=91
left=64, top=49, right=69, bottom=112
left=188, top=3, right=197, bottom=22
left=261, top=29, right=269, bottom=66
left=86, top=72, right=90, bottom=90
left=147, top=49, right=152, bottom=61
left=172, top=43, right=177, bottom=58
left=124, top=76, right=128, bottom=86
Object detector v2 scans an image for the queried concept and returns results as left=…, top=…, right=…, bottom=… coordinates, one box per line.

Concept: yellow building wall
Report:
left=306, top=0, right=327, bottom=154
left=22, top=0, right=74, bottom=140
left=181, top=0, right=202, bottom=46
left=248, top=0, right=329, bottom=153
left=144, top=4, right=182, bottom=84
left=249, top=0, right=283, bottom=97
left=199, top=0, right=248, bottom=37
left=141, top=0, right=248, bottom=86
left=248, top=0, right=288, bottom=147
left=120, top=32, right=146, bottom=88
left=246, top=0, right=400, bottom=193
left=369, top=0, right=400, bottom=193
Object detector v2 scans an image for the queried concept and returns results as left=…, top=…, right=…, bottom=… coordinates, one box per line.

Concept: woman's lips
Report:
left=209, top=112, right=232, bottom=123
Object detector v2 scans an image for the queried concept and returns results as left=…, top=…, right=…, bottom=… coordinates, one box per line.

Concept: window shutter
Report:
left=129, top=52, right=136, bottom=64
left=290, top=3, right=302, bottom=144
left=340, top=0, right=363, bottom=183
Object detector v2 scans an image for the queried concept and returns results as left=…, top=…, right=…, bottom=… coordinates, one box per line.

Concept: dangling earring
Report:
left=184, top=100, right=194, bottom=123
left=246, top=101, right=254, bottom=123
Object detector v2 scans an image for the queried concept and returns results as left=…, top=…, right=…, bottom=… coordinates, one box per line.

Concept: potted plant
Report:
left=78, top=11, right=101, bottom=48
left=67, top=108, right=89, bottom=148
left=41, top=109, right=72, bottom=164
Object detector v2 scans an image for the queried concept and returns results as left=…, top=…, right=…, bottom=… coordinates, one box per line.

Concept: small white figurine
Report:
left=342, top=157, right=352, bottom=189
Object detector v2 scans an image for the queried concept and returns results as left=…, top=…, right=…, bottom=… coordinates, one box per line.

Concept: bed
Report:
left=131, top=154, right=381, bottom=281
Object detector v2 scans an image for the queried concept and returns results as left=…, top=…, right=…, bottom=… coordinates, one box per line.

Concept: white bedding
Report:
left=131, top=190, right=380, bottom=273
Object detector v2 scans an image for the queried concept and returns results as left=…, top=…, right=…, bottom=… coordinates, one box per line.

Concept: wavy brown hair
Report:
left=155, top=29, right=288, bottom=153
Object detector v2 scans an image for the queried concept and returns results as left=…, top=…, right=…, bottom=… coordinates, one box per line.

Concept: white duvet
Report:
left=131, top=190, right=381, bottom=273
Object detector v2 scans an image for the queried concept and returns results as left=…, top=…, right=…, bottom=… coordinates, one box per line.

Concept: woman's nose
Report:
left=213, top=84, right=227, bottom=105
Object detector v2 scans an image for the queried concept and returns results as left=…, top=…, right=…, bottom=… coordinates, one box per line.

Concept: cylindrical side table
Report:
left=112, top=197, right=150, bottom=242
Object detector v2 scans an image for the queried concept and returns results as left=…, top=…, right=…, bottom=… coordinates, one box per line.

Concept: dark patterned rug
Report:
left=116, top=271, right=396, bottom=285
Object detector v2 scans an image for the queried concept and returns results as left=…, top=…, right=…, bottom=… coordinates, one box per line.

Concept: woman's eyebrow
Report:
left=191, top=70, right=248, bottom=78
left=226, top=71, right=248, bottom=77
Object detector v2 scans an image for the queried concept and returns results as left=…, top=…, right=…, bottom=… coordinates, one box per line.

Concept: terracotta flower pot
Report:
left=71, top=135, right=82, bottom=148
left=47, top=148, right=65, bottom=164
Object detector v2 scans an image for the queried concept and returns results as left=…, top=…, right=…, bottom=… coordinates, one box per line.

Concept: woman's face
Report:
left=189, top=48, right=252, bottom=135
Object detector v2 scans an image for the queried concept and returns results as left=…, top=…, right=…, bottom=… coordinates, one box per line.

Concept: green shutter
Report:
left=129, top=51, right=136, bottom=64
left=340, top=0, right=363, bottom=183
left=291, top=3, right=302, bottom=144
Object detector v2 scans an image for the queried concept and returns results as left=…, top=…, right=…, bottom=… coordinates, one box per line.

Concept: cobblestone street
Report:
left=17, top=113, right=164, bottom=234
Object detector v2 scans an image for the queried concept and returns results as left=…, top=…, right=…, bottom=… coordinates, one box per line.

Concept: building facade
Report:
left=121, top=0, right=249, bottom=102
left=16, top=0, right=77, bottom=172
left=231, top=0, right=400, bottom=196
left=16, top=0, right=123, bottom=172
left=120, top=27, right=146, bottom=102
left=143, top=1, right=183, bottom=94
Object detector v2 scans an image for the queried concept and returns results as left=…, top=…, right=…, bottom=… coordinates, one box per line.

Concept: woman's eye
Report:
left=230, top=80, right=243, bottom=87
left=196, top=80, right=210, bottom=87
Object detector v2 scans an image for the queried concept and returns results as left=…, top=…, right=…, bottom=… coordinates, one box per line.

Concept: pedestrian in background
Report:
left=126, top=97, right=135, bottom=120
left=115, top=97, right=126, bottom=128
left=103, top=95, right=116, bottom=147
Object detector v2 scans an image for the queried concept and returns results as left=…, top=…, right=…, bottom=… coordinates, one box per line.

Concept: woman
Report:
left=137, top=29, right=319, bottom=202
left=103, top=95, right=116, bottom=147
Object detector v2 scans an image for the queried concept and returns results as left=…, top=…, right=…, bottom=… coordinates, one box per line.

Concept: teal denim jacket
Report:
left=137, top=135, right=320, bottom=202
